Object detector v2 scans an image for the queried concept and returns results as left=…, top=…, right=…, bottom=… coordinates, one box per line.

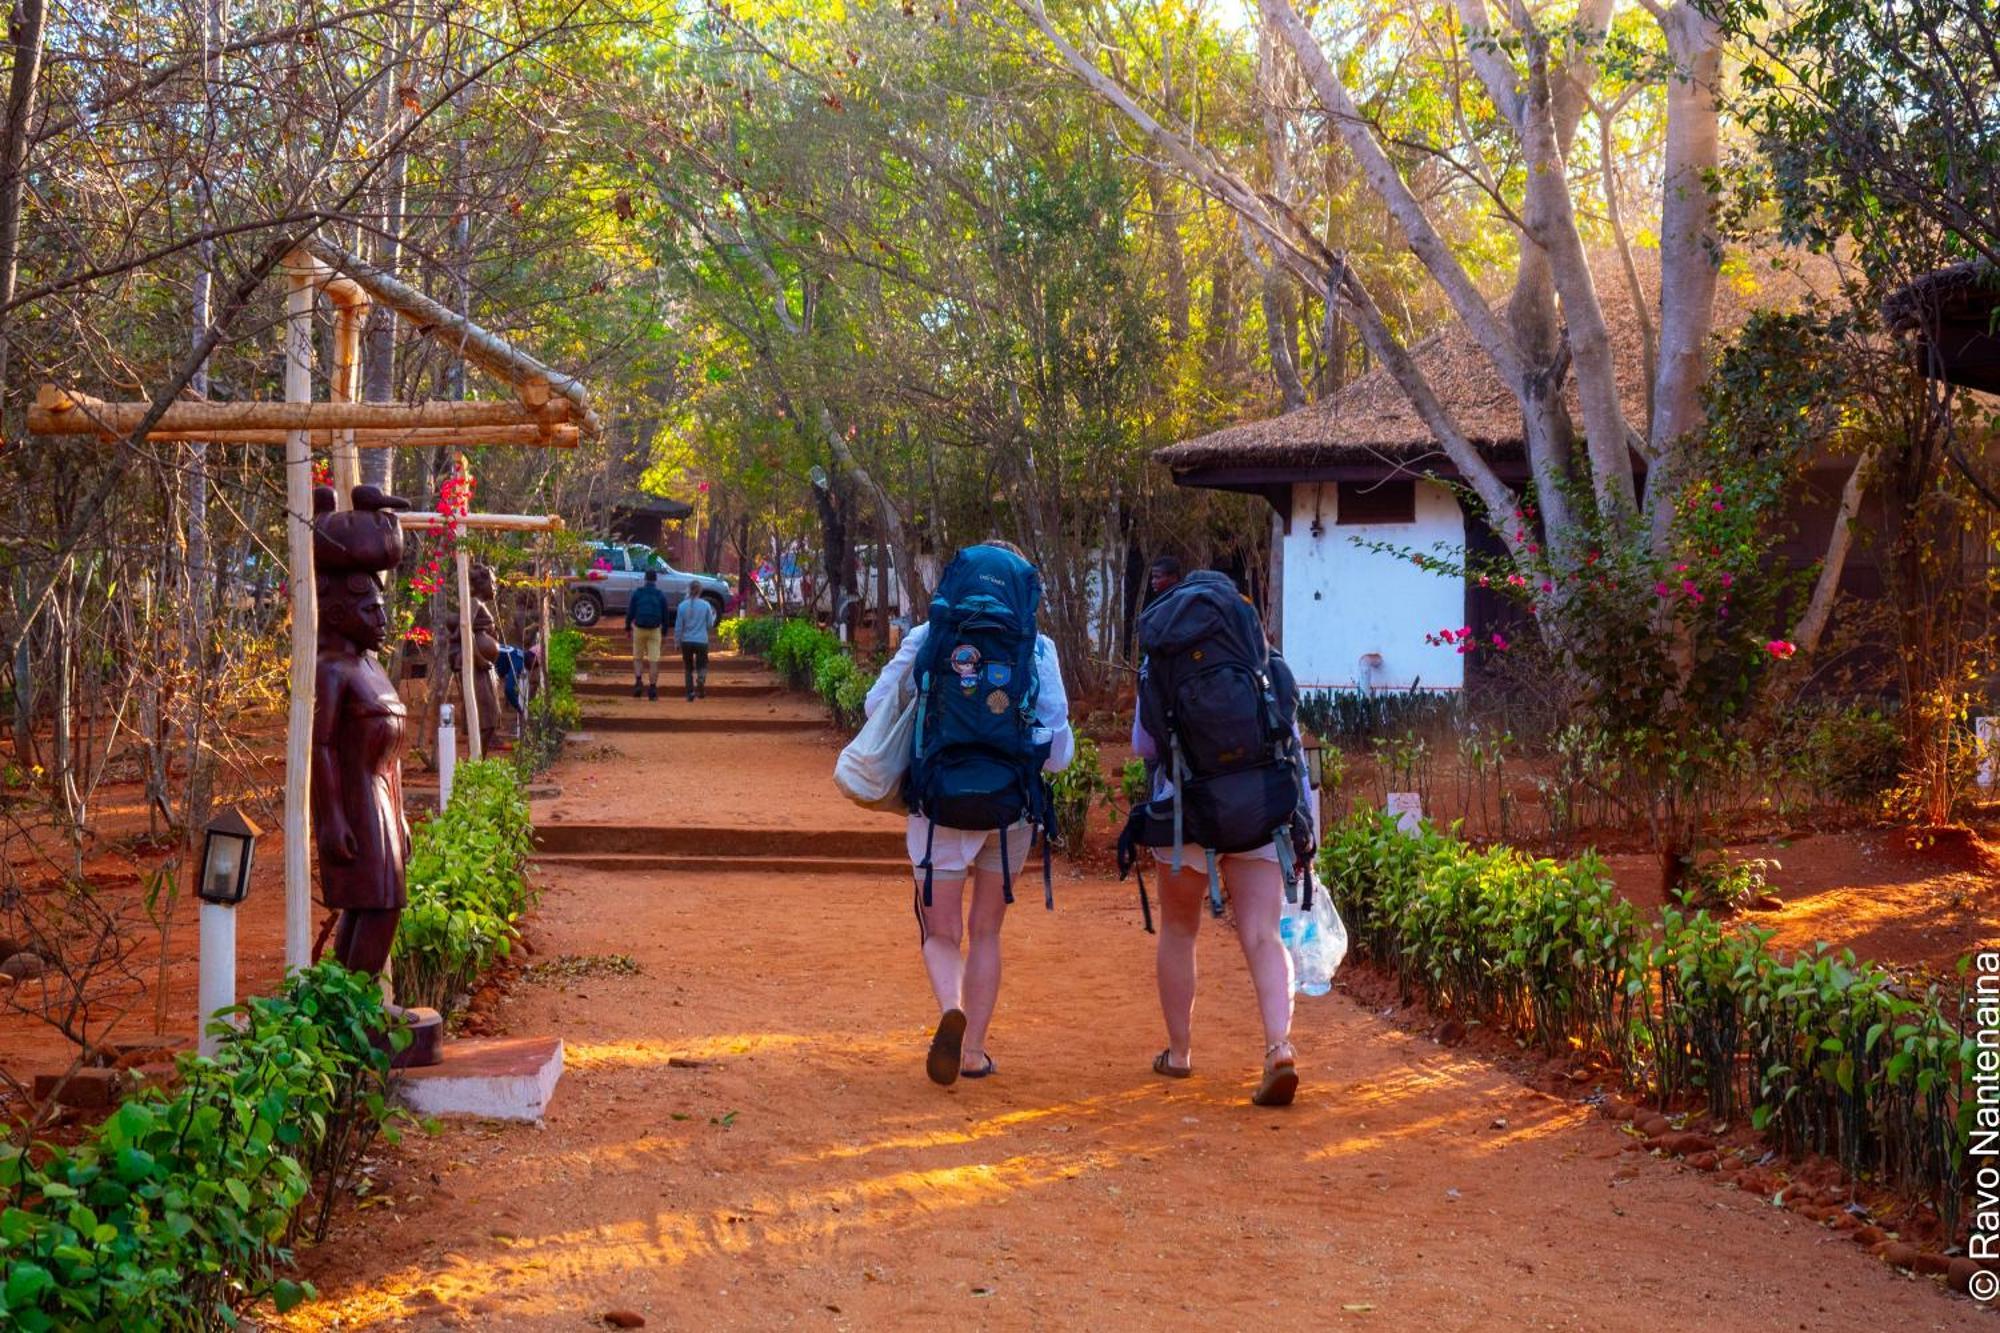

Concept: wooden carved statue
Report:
left=311, top=483, right=442, bottom=1066
left=449, top=562, right=504, bottom=753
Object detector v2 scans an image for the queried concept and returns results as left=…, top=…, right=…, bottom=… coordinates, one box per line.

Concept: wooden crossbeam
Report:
left=135, top=424, right=580, bottom=449
left=30, top=385, right=569, bottom=436
left=399, top=511, right=566, bottom=533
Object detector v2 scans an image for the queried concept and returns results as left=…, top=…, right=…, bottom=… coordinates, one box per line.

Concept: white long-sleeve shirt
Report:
left=864, top=621, right=1075, bottom=773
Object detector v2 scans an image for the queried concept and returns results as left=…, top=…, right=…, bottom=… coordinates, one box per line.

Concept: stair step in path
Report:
left=582, top=714, right=827, bottom=734
left=537, top=824, right=904, bottom=858
left=531, top=853, right=909, bottom=876
left=573, top=679, right=780, bottom=699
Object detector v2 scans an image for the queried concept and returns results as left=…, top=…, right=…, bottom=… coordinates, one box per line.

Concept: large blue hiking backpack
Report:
left=905, top=545, right=1055, bottom=908
left=1134, top=571, right=1314, bottom=917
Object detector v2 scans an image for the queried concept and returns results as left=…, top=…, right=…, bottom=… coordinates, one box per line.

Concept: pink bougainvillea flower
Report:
left=1539, top=580, right=1553, bottom=593
left=1674, top=562, right=1689, bottom=574
left=1766, top=640, right=1797, bottom=660
left=1491, top=632, right=1510, bottom=651
left=1477, top=574, right=1491, bottom=588
left=1654, top=581, right=1673, bottom=597
left=1507, top=573, right=1527, bottom=588
left=1719, top=573, right=1734, bottom=589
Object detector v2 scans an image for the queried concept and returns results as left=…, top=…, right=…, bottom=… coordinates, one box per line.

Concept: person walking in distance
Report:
left=863, top=540, right=1072, bottom=1085
left=675, top=588, right=717, bottom=701
left=1147, top=554, right=1184, bottom=601
left=624, top=569, right=669, bottom=700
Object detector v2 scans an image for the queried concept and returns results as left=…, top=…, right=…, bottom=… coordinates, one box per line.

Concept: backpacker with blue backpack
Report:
left=905, top=545, right=1055, bottom=909
left=1118, top=571, right=1315, bottom=924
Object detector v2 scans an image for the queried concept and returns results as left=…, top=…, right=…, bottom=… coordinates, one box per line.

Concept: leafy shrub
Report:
left=1047, top=735, right=1106, bottom=851
left=770, top=620, right=843, bottom=689
left=0, top=962, right=401, bottom=1330
left=1320, top=811, right=1974, bottom=1232
left=1119, top=756, right=1149, bottom=807
left=1800, top=703, right=1901, bottom=807
left=832, top=671, right=872, bottom=733
left=717, top=615, right=782, bottom=657
left=394, top=760, right=536, bottom=1013
left=517, top=627, right=587, bottom=776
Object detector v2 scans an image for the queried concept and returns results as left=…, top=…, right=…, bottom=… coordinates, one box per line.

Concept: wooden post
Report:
left=328, top=285, right=370, bottom=506
left=455, top=546, right=482, bottom=761
left=537, top=546, right=552, bottom=702
left=281, top=256, right=317, bottom=974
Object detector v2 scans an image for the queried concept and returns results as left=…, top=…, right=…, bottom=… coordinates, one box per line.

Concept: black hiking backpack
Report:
left=905, top=545, right=1055, bottom=909
left=1132, top=572, right=1314, bottom=917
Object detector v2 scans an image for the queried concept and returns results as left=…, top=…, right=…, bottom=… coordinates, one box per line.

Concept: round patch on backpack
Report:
left=951, top=643, right=981, bottom=678
left=986, top=689, right=1009, bottom=714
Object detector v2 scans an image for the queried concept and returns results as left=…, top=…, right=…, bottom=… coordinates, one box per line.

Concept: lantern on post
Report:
left=196, top=807, right=260, bottom=1055
left=198, top=807, right=260, bottom=906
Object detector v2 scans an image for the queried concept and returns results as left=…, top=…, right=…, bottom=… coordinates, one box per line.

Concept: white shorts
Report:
left=1150, top=842, right=1281, bottom=868
left=907, top=818, right=1036, bottom=879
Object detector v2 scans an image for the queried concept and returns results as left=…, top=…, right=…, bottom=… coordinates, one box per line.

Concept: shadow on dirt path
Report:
left=275, top=652, right=1985, bottom=1331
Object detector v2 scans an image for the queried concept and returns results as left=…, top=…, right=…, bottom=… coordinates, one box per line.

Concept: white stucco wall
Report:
left=1279, top=480, right=1467, bottom=690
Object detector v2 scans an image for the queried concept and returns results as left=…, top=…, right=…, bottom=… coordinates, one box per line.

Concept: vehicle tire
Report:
left=703, top=591, right=726, bottom=618
left=569, top=590, right=604, bottom=628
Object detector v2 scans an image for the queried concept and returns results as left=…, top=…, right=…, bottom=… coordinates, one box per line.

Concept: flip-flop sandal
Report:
left=1252, top=1058, right=1299, bottom=1107
left=960, top=1055, right=997, bottom=1080
left=1152, top=1049, right=1192, bottom=1079
left=927, top=1008, right=967, bottom=1086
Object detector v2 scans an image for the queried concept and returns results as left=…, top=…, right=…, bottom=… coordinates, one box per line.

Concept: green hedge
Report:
left=716, top=615, right=780, bottom=657
left=393, top=759, right=536, bottom=1014
left=1318, top=812, right=1974, bottom=1231
left=1047, top=735, right=1106, bottom=850
left=0, top=963, right=403, bottom=1330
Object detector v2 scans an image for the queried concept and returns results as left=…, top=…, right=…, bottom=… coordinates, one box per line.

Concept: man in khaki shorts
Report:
left=624, top=569, right=669, bottom=700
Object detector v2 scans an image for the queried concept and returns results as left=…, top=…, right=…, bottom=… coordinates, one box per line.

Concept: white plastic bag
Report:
left=835, top=691, right=916, bottom=811
left=1280, top=886, right=1348, bottom=997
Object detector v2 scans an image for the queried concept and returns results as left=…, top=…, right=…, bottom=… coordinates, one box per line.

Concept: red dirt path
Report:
left=271, top=655, right=1986, bottom=1331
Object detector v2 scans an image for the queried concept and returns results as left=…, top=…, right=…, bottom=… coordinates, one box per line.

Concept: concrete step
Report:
left=535, top=824, right=906, bottom=858
left=580, top=714, right=828, bottom=735
left=578, top=653, right=770, bottom=675
left=572, top=678, right=782, bottom=699
left=532, top=852, right=910, bottom=876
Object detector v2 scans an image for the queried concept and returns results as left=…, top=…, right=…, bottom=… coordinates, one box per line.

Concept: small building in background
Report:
left=1157, top=256, right=1881, bottom=695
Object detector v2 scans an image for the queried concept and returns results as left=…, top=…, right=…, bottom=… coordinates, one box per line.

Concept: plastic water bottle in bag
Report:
left=1280, top=890, right=1348, bottom=997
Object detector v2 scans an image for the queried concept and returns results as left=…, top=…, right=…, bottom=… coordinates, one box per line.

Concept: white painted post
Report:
left=438, top=703, right=457, bottom=807
left=1387, top=792, right=1424, bottom=836
left=197, top=901, right=236, bottom=1058
left=281, top=256, right=317, bottom=975
left=1978, top=717, right=1998, bottom=789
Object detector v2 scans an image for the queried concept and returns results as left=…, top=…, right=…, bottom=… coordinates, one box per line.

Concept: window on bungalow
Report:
left=1336, top=480, right=1416, bottom=525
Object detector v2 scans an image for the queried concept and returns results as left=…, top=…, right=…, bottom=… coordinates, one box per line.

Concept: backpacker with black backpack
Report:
left=905, top=545, right=1055, bottom=909
left=1125, top=571, right=1315, bottom=921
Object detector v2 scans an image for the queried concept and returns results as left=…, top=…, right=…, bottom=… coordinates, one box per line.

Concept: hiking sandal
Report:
left=1152, top=1049, right=1192, bottom=1079
left=1252, top=1043, right=1298, bottom=1107
left=927, top=1008, right=967, bottom=1086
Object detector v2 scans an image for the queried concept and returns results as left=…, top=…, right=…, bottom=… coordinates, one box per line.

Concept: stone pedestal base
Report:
left=393, top=1035, right=563, bottom=1122
left=388, top=1006, right=446, bottom=1069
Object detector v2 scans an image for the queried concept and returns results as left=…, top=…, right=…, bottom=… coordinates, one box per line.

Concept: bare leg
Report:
left=1154, top=862, right=1207, bottom=1070
left=916, top=874, right=967, bottom=1015
left=960, top=867, right=1012, bottom=1071
left=1226, top=858, right=1296, bottom=1062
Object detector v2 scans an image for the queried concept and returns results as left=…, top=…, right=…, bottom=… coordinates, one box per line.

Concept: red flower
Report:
left=1766, top=640, right=1797, bottom=660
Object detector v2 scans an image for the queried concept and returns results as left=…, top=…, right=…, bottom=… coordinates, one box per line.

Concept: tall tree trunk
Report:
left=0, top=0, right=49, bottom=421
left=1645, top=3, right=1724, bottom=551
left=360, top=7, right=414, bottom=490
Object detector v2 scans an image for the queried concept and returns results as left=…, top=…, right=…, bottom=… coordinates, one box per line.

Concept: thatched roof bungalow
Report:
left=1156, top=256, right=1877, bottom=692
